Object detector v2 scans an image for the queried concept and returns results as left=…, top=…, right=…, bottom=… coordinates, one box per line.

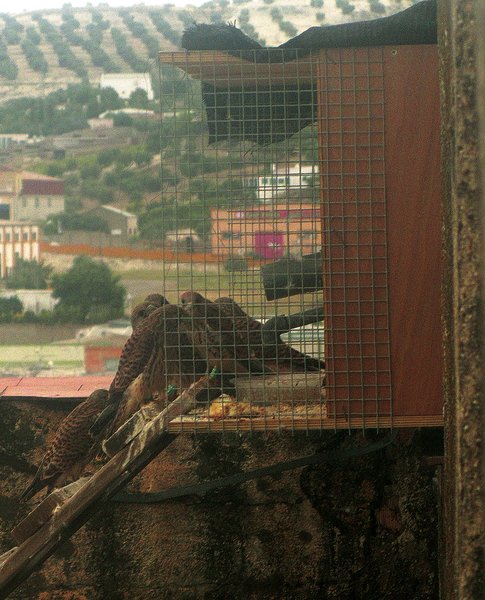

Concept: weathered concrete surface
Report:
left=440, top=0, right=485, bottom=597
left=0, top=399, right=440, bottom=599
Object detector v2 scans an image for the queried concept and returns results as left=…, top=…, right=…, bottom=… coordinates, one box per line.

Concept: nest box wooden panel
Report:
left=317, top=45, right=442, bottom=427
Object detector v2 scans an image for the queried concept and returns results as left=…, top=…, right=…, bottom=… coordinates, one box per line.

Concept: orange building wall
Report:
left=211, top=203, right=321, bottom=258
left=84, top=346, right=123, bottom=374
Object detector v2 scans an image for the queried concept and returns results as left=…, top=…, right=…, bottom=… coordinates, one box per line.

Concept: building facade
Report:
left=211, top=203, right=321, bottom=260
left=99, top=73, right=154, bottom=101
left=0, top=168, right=64, bottom=222
left=243, top=163, right=319, bottom=204
left=0, top=221, right=40, bottom=278
left=86, top=205, right=138, bottom=237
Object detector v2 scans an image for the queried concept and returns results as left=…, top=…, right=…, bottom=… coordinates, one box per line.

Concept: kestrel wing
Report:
left=21, top=390, right=108, bottom=500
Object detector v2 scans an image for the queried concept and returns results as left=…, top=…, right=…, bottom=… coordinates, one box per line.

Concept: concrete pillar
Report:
left=440, top=0, right=485, bottom=597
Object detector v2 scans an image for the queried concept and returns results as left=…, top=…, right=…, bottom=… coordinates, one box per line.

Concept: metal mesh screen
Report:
left=156, top=48, right=391, bottom=432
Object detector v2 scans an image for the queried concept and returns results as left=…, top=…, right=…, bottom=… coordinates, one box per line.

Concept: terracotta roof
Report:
left=0, top=376, right=112, bottom=400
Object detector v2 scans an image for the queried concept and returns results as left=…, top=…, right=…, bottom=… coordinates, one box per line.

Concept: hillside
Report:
left=0, top=0, right=417, bottom=103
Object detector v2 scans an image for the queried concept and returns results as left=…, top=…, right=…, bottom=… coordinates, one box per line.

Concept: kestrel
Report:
left=185, top=292, right=324, bottom=372
left=107, top=304, right=208, bottom=436
left=180, top=292, right=267, bottom=375
left=20, top=389, right=110, bottom=501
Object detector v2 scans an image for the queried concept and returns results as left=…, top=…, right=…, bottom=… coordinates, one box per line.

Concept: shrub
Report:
left=5, top=258, right=52, bottom=290
left=336, top=0, right=355, bottom=15
left=148, top=11, right=181, bottom=46
left=52, top=255, right=126, bottom=323
left=224, top=256, right=248, bottom=272
left=80, top=162, right=102, bottom=180
left=43, top=212, right=110, bottom=234
left=369, top=0, right=386, bottom=14
left=0, top=38, right=18, bottom=79
left=25, top=26, right=41, bottom=45
left=21, top=39, right=48, bottom=73
left=111, top=27, right=147, bottom=72
left=111, top=112, right=133, bottom=127
left=80, top=180, right=114, bottom=203
left=0, top=296, right=23, bottom=322
left=98, top=148, right=121, bottom=167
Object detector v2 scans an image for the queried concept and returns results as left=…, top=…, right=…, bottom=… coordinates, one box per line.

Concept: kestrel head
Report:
left=131, top=301, right=158, bottom=329
left=144, top=293, right=169, bottom=307
left=88, top=388, right=110, bottom=405
left=180, top=291, right=206, bottom=306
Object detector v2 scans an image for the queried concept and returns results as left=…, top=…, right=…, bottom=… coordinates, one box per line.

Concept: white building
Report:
left=0, top=289, right=57, bottom=313
left=99, top=73, right=154, bottom=101
left=252, top=163, right=319, bottom=203
left=87, top=118, right=114, bottom=129
left=99, top=108, right=155, bottom=118
left=0, top=134, right=43, bottom=149
left=0, top=221, right=40, bottom=278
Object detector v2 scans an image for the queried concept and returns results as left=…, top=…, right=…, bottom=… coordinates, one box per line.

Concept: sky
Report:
left=11, top=0, right=207, bottom=14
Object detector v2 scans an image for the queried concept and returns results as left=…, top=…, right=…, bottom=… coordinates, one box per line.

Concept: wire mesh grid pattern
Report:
left=317, top=47, right=392, bottom=426
left=155, top=48, right=391, bottom=432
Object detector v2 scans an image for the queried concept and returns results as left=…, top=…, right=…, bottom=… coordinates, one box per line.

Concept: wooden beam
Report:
left=0, top=375, right=212, bottom=599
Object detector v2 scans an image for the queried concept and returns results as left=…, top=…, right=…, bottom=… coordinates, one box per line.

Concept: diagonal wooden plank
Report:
left=0, top=375, right=213, bottom=599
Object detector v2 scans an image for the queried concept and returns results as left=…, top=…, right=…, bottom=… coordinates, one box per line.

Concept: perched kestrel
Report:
left=107, top=304, right=208, bottom=436
left=20, top=389, right=110, bottom=501
left=180, top=292, right=266, bottom=375
left=190, top=292, right=324, bottom=372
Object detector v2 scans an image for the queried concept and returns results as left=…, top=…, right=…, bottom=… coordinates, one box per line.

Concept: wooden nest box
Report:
left=159, top=43, right=442, bottom=430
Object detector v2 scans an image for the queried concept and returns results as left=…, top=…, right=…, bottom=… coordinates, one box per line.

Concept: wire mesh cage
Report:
left=155, top=44, right=443, bottom=433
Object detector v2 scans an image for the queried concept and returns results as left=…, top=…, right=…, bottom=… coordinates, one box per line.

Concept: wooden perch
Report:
left=0, top=375, right=213, bottom=599
left=11, top=478, right=90, bottom=546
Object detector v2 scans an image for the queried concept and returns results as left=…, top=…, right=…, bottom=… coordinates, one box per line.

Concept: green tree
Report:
left=112, top=112, right=134, bottom=127
left=52, top=256, right=126, bottom=323
left=128, top=88, right=149, bottom=109
left=5, top=258, right=53, bottom=290
left=43, top=212, right=110, bottom=234
left=0, top=296, right=23, bottom=322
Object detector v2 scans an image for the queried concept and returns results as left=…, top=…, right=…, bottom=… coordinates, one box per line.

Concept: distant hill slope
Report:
left=0, top=0, right=417, bottom=103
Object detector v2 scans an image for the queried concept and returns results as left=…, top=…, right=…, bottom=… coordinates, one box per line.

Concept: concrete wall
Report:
left=0, top=398, right=440, bottom=599
left=439, top=0, right=485, bottom=597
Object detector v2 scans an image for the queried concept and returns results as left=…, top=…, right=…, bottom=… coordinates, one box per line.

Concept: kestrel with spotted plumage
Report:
left=106, top=304, right=208, bottom=436
left=20, top=389, right=110, bottom=501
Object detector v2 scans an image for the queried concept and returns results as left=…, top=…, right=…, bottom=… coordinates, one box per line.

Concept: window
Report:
left=6, top=232, right=10, bottom=242
left=23, top=232, right=28, bottom=241
left=14, top=232, right=19, bottom=241
left=32, top=231, right=37, bottom=241
left=222, top=231, right=241, bottom=240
